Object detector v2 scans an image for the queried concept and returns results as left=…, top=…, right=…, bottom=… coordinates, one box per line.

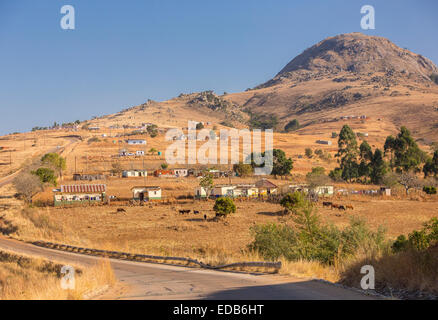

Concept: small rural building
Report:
left=154, top=169, right=175, bottom=177
left=136, top=150, right=145, bottom=156
left=88, top=127, right=100, bottom=131
left=73, top=173, right=106, bottom=181
left=255, top=179, right=278, bottom=195
left=53, top=184, right=106, bottom=206
left=211, top=185, right=236, bottom=198
left=380, top=187, right=391, bottom=196
left=122, top=170, right=148, bottom=178
left=289, top=184, right=334, bottom=196
left=234, top=184, right=258, bottom=197
left=126, top=139, right=147, bottom=145
left=174, top=168, right=188, bottom=177
left=316, top=140, right=332, bottom=146
left=131, top=186, right=162, bottom=201
left=194, top=186, right=208, bottom=198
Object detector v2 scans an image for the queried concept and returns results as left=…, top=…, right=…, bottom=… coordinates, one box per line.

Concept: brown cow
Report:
left=331, top=203, right=340, bottom=210
left=346, top=205, right=354, bottom=210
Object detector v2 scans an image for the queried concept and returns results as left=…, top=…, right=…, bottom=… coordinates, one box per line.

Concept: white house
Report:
left=234, top=184, right=258, bottom=197
left=131, top=186, right=161, bottom=201
left=195, top=186, right=208, bottom=198
left=289, top=184, right=334, bottom=196
left=122, top=170, right=148, bottom=178
left=136, top=150, right=145, bottom=156
left=174, top=168, right=188, bottom=177
left=316, top=140, right=332, bottom=146
left=126, top=139, right=147, bottom=145
left=211, top=185, right=236, bottom=198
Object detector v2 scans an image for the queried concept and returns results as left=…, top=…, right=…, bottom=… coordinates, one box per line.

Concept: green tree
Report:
left=306, top=167, right=330, bottom=188
left=384, top=135, right=396, bottom=171
left=32, top=167, right=57, bottom=186
left=280, top=192, right=307, bottom=215
left=358, top=141, right=373, bottom=181
left=213, top=197, right=236, bottom=217
left=196, top=122, right=204, bottom=130
left=305, top=148, right=313, bottom=158
left=148, top=148, right=158, bottom=155
left=199, top=173, right=214, bottom=199
left=147, top=124, right=158, bottom=138
left=250, top=149, right=293, bottom=176
left=284, top=119, right=300, bottom=132
left=336, top=125, right=359, bottom=182
left=390, top=127, right=427, bottom=173
left=160, top=163, right=168, bottom=169
left=423, top=150, right=438, bottom=177
left=41, top=153, right=66, bottom=178
left=233, top=163, right=253, bottom=177
left=369, top=149, right=387, bottom=184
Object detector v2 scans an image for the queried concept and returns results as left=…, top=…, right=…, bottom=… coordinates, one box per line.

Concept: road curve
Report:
left=0, top=236, right=377, bottom=300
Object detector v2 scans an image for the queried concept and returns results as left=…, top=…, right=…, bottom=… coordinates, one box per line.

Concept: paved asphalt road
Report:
left=0, top=237, right=377, bottom=300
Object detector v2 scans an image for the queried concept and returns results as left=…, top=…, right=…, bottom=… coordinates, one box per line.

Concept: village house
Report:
left=316, top=140, right=333, bottom=146
left=211, top=185, right=236, bottom=198
left=126, top=139, right=147, bottom=145
left=173, top=168, right=188, bottom=177
left=154, top=169, right=175, bottom=177
left=53, top=184, right=106, bottom=206
left=289, top=184, right=334, bottom=196
left=73, top=173, right=106, bottom=181
left=194, top=186, right=208, bottom=199
left=233, top=184, right=259, bottom=197
left=256, top=179, right=278, bottom=195
left=136, top=150, right=145, bottom=156
left=131, top=186, right=162, bottom=201
left=122, top=170, right=148, bottom=178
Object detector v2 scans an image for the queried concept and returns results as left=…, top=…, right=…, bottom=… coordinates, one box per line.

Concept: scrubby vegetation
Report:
left=284, top=119, right=300, bottom=132
left=250, top=195, right=386, bottom=264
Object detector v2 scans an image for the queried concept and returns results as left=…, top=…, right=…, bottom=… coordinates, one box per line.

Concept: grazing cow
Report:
left=178, top=209, right=190, bottom=215
left=117, top=208, right=126, bottom=213
left=338, top=205, right=346, bottom=211
left=331, top=204, right=340, bottom=210
left=323, top=201, right=333, bottom=208
left=193, top=210, right=200, bottom=214
left=204, top=214, right=207, bottom=221
left=346, top=205, right=354, bottom=210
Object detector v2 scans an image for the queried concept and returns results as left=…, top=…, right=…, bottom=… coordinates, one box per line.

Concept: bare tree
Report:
left=12, top=172, right=43, bottom=203
left=398, top=172, right=423, bottom=195
left=111, top=162, right=123, bottom=178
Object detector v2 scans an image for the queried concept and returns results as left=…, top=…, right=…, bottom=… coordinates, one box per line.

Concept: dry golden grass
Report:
left=0, top=250, right=115, bottom=300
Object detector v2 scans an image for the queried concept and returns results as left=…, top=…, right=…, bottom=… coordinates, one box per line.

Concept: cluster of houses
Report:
left=195, top=179, right=279, bottom=199
left=120, top=168, right=229, bottom=179
left=52, top=179, right=391, bottom=207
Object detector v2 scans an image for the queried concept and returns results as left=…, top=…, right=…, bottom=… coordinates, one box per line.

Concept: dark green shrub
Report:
left=213, top=197, right=236, bottom=217
left=284, top=119, right=300, bottom=132
left=423, top=186, right=437, bottom=195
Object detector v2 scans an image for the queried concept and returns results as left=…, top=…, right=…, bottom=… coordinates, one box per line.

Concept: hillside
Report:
left=86, top=33, right=438, bottom=145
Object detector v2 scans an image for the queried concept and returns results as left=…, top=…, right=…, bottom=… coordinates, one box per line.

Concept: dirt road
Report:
left=0, top=236, right=377, bottom=300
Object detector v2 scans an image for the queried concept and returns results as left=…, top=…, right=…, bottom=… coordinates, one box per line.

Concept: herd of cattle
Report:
left=322, top=201, right=354, bottom=211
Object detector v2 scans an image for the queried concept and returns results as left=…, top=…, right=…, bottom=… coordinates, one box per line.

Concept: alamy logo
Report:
left=60, top=265, right=75, bottom=290
left=165, top=121, right=274, bottom=175
left=360, top=5, right=375, bottom=30
left=60, top=5, right=75, bottom=30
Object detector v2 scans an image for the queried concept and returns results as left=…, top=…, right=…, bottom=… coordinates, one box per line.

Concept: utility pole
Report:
left=74, top=156, right=77, bottom=174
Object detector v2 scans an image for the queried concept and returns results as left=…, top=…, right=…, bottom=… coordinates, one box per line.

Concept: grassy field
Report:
left=0, top=249, right=115, bottom=300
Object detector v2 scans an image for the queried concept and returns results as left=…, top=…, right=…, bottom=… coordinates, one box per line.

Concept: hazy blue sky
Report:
left=0, top=0, right=437, bottom=135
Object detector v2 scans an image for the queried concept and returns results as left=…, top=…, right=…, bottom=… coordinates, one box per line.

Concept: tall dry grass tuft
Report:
left=0, top=250, right=115, bottom=300
left=340, top=245, right=438, bottom=295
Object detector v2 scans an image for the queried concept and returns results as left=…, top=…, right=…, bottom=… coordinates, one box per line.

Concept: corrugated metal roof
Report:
left=60, top=184, right=106, bottom=193
left=255, top=179, right=278, bottom=189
